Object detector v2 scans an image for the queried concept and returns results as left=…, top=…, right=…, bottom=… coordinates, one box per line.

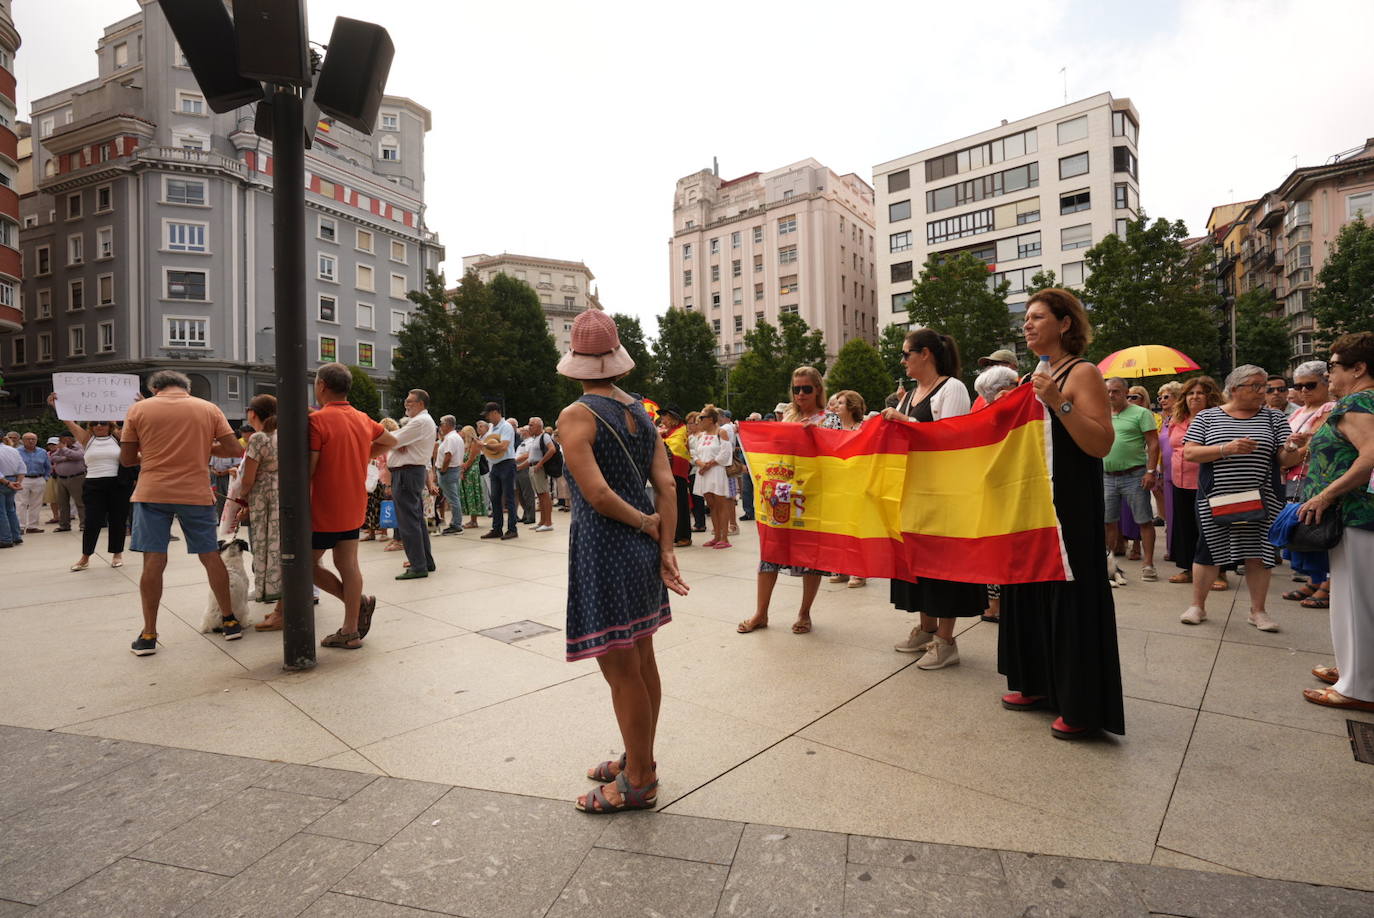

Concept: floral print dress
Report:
left=245, top=431, right=281, bottom=602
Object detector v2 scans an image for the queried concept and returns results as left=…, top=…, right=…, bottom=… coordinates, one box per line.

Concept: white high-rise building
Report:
left=874, top=92, right=1140, bottom=328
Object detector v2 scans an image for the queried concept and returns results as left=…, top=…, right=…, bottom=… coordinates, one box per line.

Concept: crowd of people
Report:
left=7, top=297, right=1369, bottom=814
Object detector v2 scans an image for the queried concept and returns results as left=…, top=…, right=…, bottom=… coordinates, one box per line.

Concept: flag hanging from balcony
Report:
left=737, top=384, right=1071, bottom=584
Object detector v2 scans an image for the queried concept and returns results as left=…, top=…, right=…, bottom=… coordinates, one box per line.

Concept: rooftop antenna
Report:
left=1059, top=67, right=1067, bottom=105
left=713, top=156, right=719, bottom=177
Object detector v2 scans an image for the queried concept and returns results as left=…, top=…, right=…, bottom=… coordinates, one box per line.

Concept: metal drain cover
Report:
left=1349, top=720, right=1374, bottom=765
left=478, top=620, right=559, bottom=644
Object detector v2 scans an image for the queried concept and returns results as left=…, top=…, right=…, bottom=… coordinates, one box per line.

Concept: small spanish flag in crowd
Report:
left=738, top=384, right=1070, bottom=585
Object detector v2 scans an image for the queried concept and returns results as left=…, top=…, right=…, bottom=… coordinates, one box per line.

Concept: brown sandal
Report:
left=1283, top=584, right=1317, bottom=601
left=321, top=630, right=362, bottom=649
left=1312, top=665, right=1339, bottom=685
left=1299, top=589, right=1330, bottom=609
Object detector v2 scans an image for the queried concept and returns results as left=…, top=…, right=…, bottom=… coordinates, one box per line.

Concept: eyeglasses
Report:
left=791, top=385, right=815, bottom=395
left=1329, top=360, right=1351, bottom=370
left=1291, top=381, right=1322, bottom=391
left=1126, top=394, right=1143, bottom=401
left=1265, top=386, right=1287, bottom=394
left=902, top=349, right=921, bottom=359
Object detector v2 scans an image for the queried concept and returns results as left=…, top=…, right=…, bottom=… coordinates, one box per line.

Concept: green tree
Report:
left=611, top=313, right=657, bottom=396
left=1232, top=289, right=1291, bottom=375
left=778, top=311, right=828, bottom=376
left=348, top=366, right=382, bottom=419
left=877, top=323, right=908, bottom=383
left=1310, top=215, right=1374, bottom=351
left=1025, top=268, right=1062, bottom=296
left=825, top=338, right=890, bottom=413
left=728, top=319, right=788, bottom=416
left=487, top=273, right=562, bottom=422
left=907, top=251, right=1013, bottom=383
left=1080, top=216, right=1221, bottom=372
left=653, top=308, right=718, bottom=412
left=392, top=270, right=461, bottom=416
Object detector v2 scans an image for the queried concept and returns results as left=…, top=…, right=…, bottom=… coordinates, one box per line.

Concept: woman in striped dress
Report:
left=1180, top=365, right=1300, bottom=631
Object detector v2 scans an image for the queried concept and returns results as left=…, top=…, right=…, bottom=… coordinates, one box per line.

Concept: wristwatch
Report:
left=1058, top=401, right=1073, bottom=415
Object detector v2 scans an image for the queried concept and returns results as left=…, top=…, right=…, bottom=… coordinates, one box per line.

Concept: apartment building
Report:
left=0, top=0, right=443, bottom=421
left=1227, top=138, right=1374, bottom=367
left=668, top=159, right=877, bottom=365
left=874, top=92, right=1141, bottom=328
left=0, top=0, right=20, bottom=337
left=459, top=253, right=602, bottom=354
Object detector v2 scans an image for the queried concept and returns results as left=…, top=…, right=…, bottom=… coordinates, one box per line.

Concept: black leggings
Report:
left=82, top=475, right=131, bottom=556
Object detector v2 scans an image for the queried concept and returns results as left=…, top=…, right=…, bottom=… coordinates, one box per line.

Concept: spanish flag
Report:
left=738, top=384, right=1070, bottom=584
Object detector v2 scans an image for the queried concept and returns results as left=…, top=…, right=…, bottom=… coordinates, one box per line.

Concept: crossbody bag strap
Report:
left=577, top=400, right=647, bottom=485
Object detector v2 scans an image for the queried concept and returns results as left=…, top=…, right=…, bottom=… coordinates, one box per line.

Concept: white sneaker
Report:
left=916, top=636, right=960, bottom=670
left=535, top=524, right=554, bottom=532
left=1180, top=606, right=1206, bottom=625
left=894, top=627, right=936, bottom=654
left=1140, top=565, right=1158, bottom=582
left=1248, top=610, right=1280, bottom=632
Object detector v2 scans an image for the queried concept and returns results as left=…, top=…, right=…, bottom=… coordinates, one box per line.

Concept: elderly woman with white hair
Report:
left=1180, top=365, right=1300, bottom=631
left=972, top=364, right=1020, bottom=622
left=1280, top=359, right=1337, bottom=608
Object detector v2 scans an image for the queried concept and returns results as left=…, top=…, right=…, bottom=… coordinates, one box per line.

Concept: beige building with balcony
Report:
left=460, top=253, right=601, bottom=354
left=1229, top=139, right=1374, bottom=367
left=874, top=92, right=1140, bottom=328
left=669, top=159, right=876, bottom=365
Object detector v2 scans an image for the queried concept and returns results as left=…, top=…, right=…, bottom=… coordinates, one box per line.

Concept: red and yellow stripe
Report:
left=738, top=385, right=1070, bottom=584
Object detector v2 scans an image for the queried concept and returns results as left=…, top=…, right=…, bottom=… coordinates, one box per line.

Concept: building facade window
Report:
left=227, top=375, right=240, bottom=399
left=752, top=226, right=763, bottom=244
left=98, top=321, right=114, bottom=353
left=1114, top=217, right=1130, bottom=237
left=390, top=273, right=407, bottom=298
left=926, top=207, right=994, bottom=245
left=682, top=242, right=692, bottom=259
left=1112, top=146, right=1138, bottom=178
left=710, top=264, right=720, bottom=282
left=731, top=231, right=741, bottom=248
left=734, top=315, right=743, bottom=332
left=12, top=336, right=25, bottom=364
left=67, top=193, right=82, bottom=220
left=890, top=261, right=913, bottom=284
left=889, top=199, right=912, bottom=222
left=754, top=283, right=763, bottom=301
left=319, top=294, right=337, bottom=322
left=177, top=91, right=206, bottom=115
left=356, top=228, right=374, bottom=253
left=390, top=240, right=407, bottom=263
left=96, top=185, right=113, bottom=213
left=778, top=245, right=798, bottom=264
left=888, top=169, right=910, bottom=193
left=97, top=226, right=113, bottom=259
left=926, top=163, right=1039, bottom=213
left=356, top=303, right=374, bottom=329
left=682, top=269, right=692, bottom=287
left=68, top=326, right=85, bottom=357
left=391, top=309, right=406, bottom=333
left=711, top=319, right=721, bottom=334
left=683, top=296, right=693, bottom=309
left=36, top=289, right=52, bottom=318
left=166, top=269, right=207, bottom=300
left=1347, top=191, right=1373, bottom=221
left=1061, top=224, right=1092, bottom=250
left=166, top=317, right=207, bottom=347
left=356, top=264, right=374, bottom=291
left=778, top=216, right=797, bottom=235
left=67, top=234, right=83, bottom=265
left=357, top=342, right=375, bottom=368
left=731, top=259, right=741, bottom=277
left=318, top=253, right=337, bottom=281
left=68, top=280, right=85, bottom=311
left=165, top=178, right=206, bottom=205
left=1059, top=152, right=1089, bottom=180
left=711, top=293, right=721, bottom=308
left=1060, top=190, right=1090, bottom=214
left=1062, top=260, right=1085, bottom=286
left=166, top=221, right=206, bottom=252
left=1056, top=116, right=1088, bottom=145
left=988, top=265, right=1041, bottom=296
left=923, top=128, right=1038, bottom=181
left=732, top=287, right=742, bottom=305
left=97, top=273, right=114, bottom=306
left=380, top=113, right=398, bottom=131
left=709, top=237, right=720, bottom=254
left=890, top=231, right=912, bottom=253
left=379, top=142, right=399, bottom=161
left=319, top=336, right=338, bottom=362
left=36, top=246, right=51, bottom=275
left=318, top=216, right=336, bottom=242
left=1111, top=111, right=1138, bottom=144
left=779, top=274, right=800, bottom=296
left=38, top=332, right=53, bottom=362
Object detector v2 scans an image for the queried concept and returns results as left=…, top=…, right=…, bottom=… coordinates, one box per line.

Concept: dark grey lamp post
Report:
left=158, top=0, right=393, bottom=670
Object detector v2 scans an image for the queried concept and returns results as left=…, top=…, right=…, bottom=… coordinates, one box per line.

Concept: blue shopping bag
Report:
left=378, top=499, right=397, bottom=528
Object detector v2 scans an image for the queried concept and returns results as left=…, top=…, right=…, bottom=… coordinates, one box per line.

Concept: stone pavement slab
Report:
left=546, top=848, right=728, bottom=918
left=181, top=833, right=376, bottom=918
left=715, top=824, right=847, bottom=917
left=25, top=858, right=223, bottom=918
left=304, top=777, right=449, bottom=846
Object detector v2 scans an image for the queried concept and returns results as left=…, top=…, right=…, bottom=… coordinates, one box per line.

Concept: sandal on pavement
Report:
left=70, top=560, right=88, bottom=572
left=321, top=630, right=362, bottom=649
left=1283, top=584, right=1317, bottom=601
left=384, top=540, right=404, bottom=552
left=1302, top=687, right=1374, bottom=712
left=254, top=617, right=283, bottom=632
left=577, top=771, right=658, bottom=814
left=791, top=618, right=812, bottom=634
left=586, top=753, right=657, bottom=783
left=1168, top=571, right=1192, bottom=584
left=111, top=556, right=124, bottom=568
left=737, top=618, right=767, bottom=634
left=357, top=594, right=378, bottom=638
left=1299, top=589, right=1331, bottom=609
left=1210, top=577, right=1229, bottom=592
left=1312, top=665, right=1339, bottom=685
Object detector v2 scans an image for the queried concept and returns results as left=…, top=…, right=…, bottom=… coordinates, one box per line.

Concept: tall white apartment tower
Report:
left=874, top=92, right=1140, bottom=328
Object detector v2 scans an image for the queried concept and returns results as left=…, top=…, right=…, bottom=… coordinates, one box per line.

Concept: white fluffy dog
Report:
left=200, top=473, right=252, bottom=633
left=1107, top=551, right=1128, bottom=589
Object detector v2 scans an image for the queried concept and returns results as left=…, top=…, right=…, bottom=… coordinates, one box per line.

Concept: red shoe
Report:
left=703, top=539, right=719, bottom=548
left=1001, top=692, right=1047, bottom=710
left=1050, top=716, right=1093, bottom=739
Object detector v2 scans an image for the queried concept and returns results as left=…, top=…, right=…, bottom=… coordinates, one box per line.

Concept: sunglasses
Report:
left=1126, top=394, right=1143, bottom=401
left=1291, top=381, right=1321, bottom=391
left=1329, top=360, right=1352, bottom=370
left=902, top=349, right=921, bottom=359
left=791, top=385, right=815, bottom=395
left=1265, top=386, right=1287, bottom=393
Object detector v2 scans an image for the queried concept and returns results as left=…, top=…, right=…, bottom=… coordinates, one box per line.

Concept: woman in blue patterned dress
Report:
left=556, top=310, right=689, bottom=815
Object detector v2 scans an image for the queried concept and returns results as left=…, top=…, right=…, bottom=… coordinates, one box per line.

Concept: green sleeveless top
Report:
left=1302, top=390, right=1374, bottom=530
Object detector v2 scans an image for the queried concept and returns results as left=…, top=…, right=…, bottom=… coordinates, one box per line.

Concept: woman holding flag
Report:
left=999, top=289, right=1125, bottom=739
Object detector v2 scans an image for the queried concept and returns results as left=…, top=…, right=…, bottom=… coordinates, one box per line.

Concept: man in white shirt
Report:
left=480, top=402, right=519, bottom=540
left=0, top=438, right=26, bottom=547
left=388, top=389, right=439, bottom=578
left=513, top=427, right=537, bottom=526
left=436, top=415, right=465, bottom=535
left=525, top=416, right=559, bottom=531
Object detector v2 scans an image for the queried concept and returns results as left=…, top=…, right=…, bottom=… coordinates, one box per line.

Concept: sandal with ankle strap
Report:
left=321, top=630, right=362, bottom=649
left=1283, top=584, right=1317, bottom=601
left=577, top=771, right=658, bottom=814
left=1299, top=588, right=1330, bottom=609
left=586, top=752, right=657, bottom=783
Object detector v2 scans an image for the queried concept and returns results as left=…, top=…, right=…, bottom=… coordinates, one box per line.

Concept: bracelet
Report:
left=638, top=513, right=649, bottom=532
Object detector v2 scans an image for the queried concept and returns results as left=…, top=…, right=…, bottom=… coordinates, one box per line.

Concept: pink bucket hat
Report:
left=556, top=309, right=635, bottom=380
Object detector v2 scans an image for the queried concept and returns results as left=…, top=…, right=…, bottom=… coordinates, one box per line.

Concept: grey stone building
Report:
left=0, top=0, right=443, bottom=422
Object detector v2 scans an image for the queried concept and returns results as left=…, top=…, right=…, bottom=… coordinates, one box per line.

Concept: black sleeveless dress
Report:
left=998, top=360, right=1125, bottom=734
left=889, top=379, right=989, bottom=619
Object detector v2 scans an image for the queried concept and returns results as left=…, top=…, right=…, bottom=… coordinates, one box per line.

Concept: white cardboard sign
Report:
left=52, top=372, right=141, bottom=422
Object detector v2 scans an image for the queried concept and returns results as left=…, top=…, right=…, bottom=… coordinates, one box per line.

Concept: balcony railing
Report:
left=134, top=146, right=248, bottom=179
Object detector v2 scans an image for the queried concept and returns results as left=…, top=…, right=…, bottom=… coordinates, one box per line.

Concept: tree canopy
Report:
left=907, top=251, right=1014, bottom=383
left=1310, top=215, right=1374, bottom=352
left=653, top=308, right=718, bottom=413
left=348, top=365, right=381, bottom=419
left=611, top=313, right=657, bottom=397
left=725, top=313, right=830, bottom=417
left=1232, top=289, right=1291, bottom=376
left=1079, top=215, right=1221, bottom=372
left=825, top=338, right=890, bottom=415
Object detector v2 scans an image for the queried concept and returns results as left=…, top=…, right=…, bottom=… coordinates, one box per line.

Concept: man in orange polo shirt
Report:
left=120, top=369, right=244, bottom=656
left=309, top=362, right=396, bottom=649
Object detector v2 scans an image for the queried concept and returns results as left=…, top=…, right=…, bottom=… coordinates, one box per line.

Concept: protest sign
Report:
left=52, top=373, right=141, bottom=421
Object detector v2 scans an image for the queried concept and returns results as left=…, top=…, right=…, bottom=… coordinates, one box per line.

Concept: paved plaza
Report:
left=1, top=521, right=1372, bottom=916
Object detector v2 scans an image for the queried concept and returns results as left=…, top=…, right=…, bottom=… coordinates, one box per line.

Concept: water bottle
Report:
left=1033, top=355, right=1052, bottom=378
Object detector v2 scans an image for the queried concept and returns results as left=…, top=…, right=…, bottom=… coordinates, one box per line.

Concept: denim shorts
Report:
left=131, top=502, right=220, bottom=554
left=1103, top=470, right=1154, bottom=525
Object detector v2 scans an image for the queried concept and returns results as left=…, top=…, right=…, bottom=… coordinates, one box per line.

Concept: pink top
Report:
left=1169, top=415, right=1200, bottom=490
left=1283, top=401, right=1336, bottom=483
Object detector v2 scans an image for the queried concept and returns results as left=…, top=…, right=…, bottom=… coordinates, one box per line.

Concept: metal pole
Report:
left=271, top=85, right=315, bottom=671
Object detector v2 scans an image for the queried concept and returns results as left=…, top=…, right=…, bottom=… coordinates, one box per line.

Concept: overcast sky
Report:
left=15, top=0, right=1374, bottom=338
